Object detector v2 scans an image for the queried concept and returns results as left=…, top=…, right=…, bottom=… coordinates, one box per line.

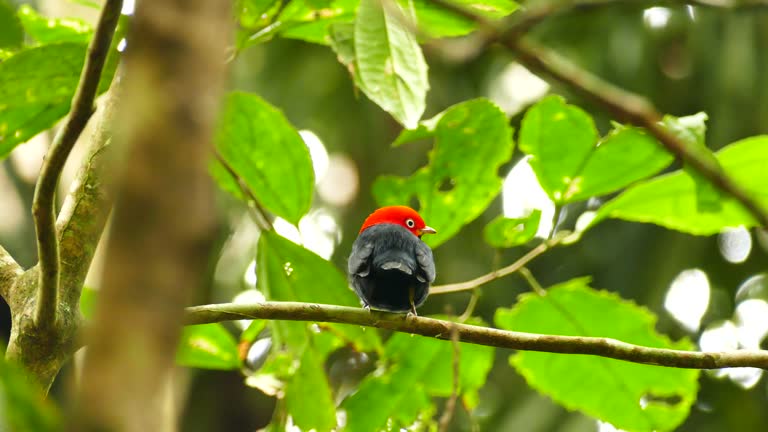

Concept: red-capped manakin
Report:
left=348, top=206, right=436, bottom=315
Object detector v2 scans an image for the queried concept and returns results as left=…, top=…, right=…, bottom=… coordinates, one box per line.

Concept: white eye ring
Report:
left=406, top=218, right=415, bottom=228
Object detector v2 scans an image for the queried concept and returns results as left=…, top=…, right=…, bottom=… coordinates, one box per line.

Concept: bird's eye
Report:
left=406, top=218, right=415, bottom=228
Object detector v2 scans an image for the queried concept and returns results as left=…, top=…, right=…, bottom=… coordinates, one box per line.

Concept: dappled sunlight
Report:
left=700, top=320, right=764, bottom=389
left=299, top=129, right=328, bottom=184
left=487, top=62, right=549, bottom=116
left=718, top=227, right=752, bottom=264
left=275, top=210, right=341, bottom=259
left=502, top=156, right=555, bottom=238
left=643, top=7, right=671, bottom=29
left=317, top=153, right=359, bottom=206
left=664, top=269, right=710, bottom=333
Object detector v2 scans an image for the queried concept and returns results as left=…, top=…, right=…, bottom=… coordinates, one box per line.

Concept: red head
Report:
left=359, top=206, right=437, bottom=238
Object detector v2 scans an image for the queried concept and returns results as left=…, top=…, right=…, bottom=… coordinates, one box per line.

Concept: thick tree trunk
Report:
left=73, top=0, right=231, bottom=430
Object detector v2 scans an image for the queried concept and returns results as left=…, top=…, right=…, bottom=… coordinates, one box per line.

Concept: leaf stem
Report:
left=213, top=150, right=274, bottom=231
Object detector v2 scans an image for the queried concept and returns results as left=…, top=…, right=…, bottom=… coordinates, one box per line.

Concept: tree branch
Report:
left=30, top=0, right=122, bottom=330
left=504, top=0, right=768, bottom=38
left=185, top=301, right=768, bottom=369
left=428, top=0, right=768, bottom=228
left=430, top=237, right=558, bottom=294
left=0, top=245, right=22, bottom=303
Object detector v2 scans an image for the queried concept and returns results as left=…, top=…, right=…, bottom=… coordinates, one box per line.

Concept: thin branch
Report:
left=213, top=150, right=274, bottom=231
left=431, top=237, right=558, bottom=294
left=31, top=0, right=122, bottom=330
left=0, top=245, right=23, bottom=303
left=504, top=0, right=768, bottom=39
left=438, top=324, right=460, bottom=432
left=427, top=0, right=768, bottom=228
left=185, top=301, right=768, bottom=369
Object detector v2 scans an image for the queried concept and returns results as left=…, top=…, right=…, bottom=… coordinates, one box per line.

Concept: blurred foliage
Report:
left=2, top=1, right=768, bottom=432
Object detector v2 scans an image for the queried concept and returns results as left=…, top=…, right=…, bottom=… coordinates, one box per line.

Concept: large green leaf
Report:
left=214, top=91, right=314, bottom=224
left=0, top=354, right=61, bottom=431
left=0, top=43, right=86, bottom=158
left=594, top=136, right=768, bottom=235
left=495, top=278, right=699, bottom=432
left=519, top=96, right=673, bottom=203
left=18, top=5, right=93, bottom=45
left=354, top=0, right=428, bottom=128
left=257, top=231, right=380, bottom=351
left=373, top=98, right=514, bottom=247
left=0, top=0, right=22, bottom=49
left=176, top=324, right=240, bottom=370
left=284, top=345, right=337, bottom=431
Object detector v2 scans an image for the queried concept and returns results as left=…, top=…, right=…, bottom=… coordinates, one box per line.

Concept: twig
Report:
left=426, top=0, right=768, bottom=228
left=184, top=301, right=768, bottom=369
left=0, top=245, right=23, bottom=302
left=31, top=0, right=122, bottom=329
left=213, top=150, right=274, bottom=231
left=430, top=237, right=558, bottom=294
left=438, top=324, right=460, bottom=432
left=458, top=290, right=480, bottom=322
left=518, top=267, right=546, bottom=296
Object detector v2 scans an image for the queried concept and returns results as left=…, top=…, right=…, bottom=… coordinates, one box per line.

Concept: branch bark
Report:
left=185, top=301, right=768, bottom=369
left=74, top=0, right=231, bottom=429
left=5, top=90, right=119, bottom=393
left=0, top=245, right=22, bottom=303
left=30, top=0, right=122, bottom=331
left=428, top=0, right=768, bottom=228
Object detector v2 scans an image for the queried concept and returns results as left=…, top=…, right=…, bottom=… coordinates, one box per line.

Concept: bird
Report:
left=348, top=206, right=437, bottom=315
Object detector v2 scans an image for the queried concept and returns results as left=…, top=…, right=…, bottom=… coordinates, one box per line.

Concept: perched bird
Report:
left=348, top=206, right=436, bottom=315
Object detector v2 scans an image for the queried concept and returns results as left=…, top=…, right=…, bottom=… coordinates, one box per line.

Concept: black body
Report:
left=348, top=224, right=436, bottom=313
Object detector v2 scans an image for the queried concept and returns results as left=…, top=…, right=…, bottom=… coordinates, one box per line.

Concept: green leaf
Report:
left=176, top=324, right=241, bottom=370
left=0, top=0, right=23, bottom=49
left=594, top=136, right=768, bottom=235
left=495, top=278, right=699, bottom=432
left=483, top=210, right=541, bottom=249
left=373, top=98, right=514, bottom=247
left=284, top=345, right=337, bottom=431
left=214, top=91, right=314, bottom=224
left=241, top=319, right=268, bottom=344
left=520, top=96, right=674, bottom=204
left=341, top=337, right=440, bottom=432
left=566, top=126, right=673, bottom=202
left=18, top=5, right=93, bottom=45
left=257, top=231, right=381, bottom=351
left=236, top=0, right=357, bottom=48
left=79, top=287, right=98, bottom=319
left=0, top=355, right=61, bottom=431
left=0, top=43, right=86, bottom=158
left=407, top=0, right=518, bottom=38
left=354, top=0, right=428, bottom=128
left=395, top=316, right=494, bottom=408
left=663, top=113, right=723, bottom=212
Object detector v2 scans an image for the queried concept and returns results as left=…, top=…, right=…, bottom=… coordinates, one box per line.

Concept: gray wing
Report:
left=348, top=240, right=374, bottom=277
left=415, top=243, right=436, bottom=283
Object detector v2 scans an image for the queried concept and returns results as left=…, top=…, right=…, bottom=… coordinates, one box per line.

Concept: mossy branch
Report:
left=30, top=0, right=122, bottom=330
